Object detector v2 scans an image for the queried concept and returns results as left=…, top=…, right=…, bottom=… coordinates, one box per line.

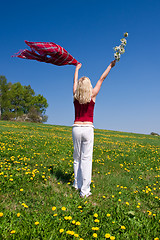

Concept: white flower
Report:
left=120, top=38, right=127, bottom=45
left=114, top=52, right=120, bottom=61
left=124, top=32, right=128, bottom=37
left=119, top=45, right=125, bottom=54
left=113, top=46, right=119, bottom=51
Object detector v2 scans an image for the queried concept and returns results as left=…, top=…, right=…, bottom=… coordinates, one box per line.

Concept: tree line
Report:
left=0, top=76, right=48, bottom=123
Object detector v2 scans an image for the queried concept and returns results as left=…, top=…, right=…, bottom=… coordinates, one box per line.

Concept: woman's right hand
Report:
left=76, top=63, right=82, bottom=70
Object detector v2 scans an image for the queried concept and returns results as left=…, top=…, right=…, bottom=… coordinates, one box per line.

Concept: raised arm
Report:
left=73, top=63, right=82, bottom=95
left=92, top=60, right=116, bottom=98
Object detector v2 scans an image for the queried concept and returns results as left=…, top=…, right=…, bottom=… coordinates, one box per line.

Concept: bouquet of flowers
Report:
left=113, top=32, right=128, bottom=61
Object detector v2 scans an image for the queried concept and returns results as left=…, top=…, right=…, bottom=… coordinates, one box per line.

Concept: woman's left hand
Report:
left=110, top=60, right=116, bottom=68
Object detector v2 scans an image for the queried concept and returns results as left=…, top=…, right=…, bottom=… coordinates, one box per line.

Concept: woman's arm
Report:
left=92, top=60, right=116, bottom=98
left=73, top=63, right=82, bottom=95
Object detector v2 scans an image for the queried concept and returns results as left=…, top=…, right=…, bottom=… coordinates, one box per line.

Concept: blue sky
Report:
left=1, top=0, right=160, bottom=134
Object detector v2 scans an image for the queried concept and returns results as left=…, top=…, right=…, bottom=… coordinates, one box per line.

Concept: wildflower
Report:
left=59, top=229, right=64, bottom=233
left=78, top=206, right=82, bottom=209
left=120, top=38, right=127, bottom=45
left=94, top=219, right=100, bottom=223
left=17, top=213, right=21, bottom=217
left=0, top=212, right=3, bottom=217
left=107, top=214, right=111, bottom=217
left=105, top=233, right=110, bottom=238
left=94, top=213, right=98, bottom=218
left=53, top=213, right=57, bottom=216
left=72, top=220, right=76, bottom=224
left=20, top=189, right=23, bottom=191
left=11, top=230, right=16, bottom=234
left=92, top=227, right=99, bottom=230
left=35, top=221, right=39, bottom=225
left=93, top=233, right=97, bottom=238
left=76, top=221, right=81, bottom=225
left=124, top=32, right=128, bottom=37
left=74, top=233, right=79, bottom=237
left=61, top=207, right=66, bottom=211
left=110, top=236, right=116, bottom=240
left=52, top=206, right=56, bottom=211
left=126, top=202, right=129, bottom=205
left=121, top=226, right=126, bottom=230
left=103, top=196, right=106, bottom=198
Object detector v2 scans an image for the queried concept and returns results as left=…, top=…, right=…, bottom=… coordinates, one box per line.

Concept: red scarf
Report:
left=14, top=41, right=80, bottom=66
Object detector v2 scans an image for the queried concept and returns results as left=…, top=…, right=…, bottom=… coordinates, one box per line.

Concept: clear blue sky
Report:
left=1, top=0, right=160, bottom=134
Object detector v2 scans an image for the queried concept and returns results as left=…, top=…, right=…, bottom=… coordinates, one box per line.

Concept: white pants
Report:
left=72, top=125, right=94, bottom=197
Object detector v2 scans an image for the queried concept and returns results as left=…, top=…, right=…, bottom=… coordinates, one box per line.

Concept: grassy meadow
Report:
left=0, top=120, right=160, bottom=240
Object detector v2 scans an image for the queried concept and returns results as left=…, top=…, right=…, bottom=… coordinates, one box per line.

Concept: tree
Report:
left=0, top=76, right=48, bottom=123
left=0, top=76, right=11, bottom=120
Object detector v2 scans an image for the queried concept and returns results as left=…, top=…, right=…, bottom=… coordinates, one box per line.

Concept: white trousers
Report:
left=72, top=125, right=94, bottom=197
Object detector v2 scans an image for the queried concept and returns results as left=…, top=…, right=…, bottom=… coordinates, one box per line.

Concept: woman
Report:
left=72, top=60, right=116, bottom=198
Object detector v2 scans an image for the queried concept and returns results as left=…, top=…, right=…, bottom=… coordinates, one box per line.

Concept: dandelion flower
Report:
left=52, top=206, right=56, bottom=211
left=59, top=229, right=64, bottom=233
left=121, top=226, right=126, bottom=230
left=94, top=219, right=100, bottom=223
left=0, top=212, right=3, bottom=217
left=94, top=213, right=98, bottom=218
left=74, top=233, right=79, bottom=237
left=17, top=213, right=20, bottom=217
left=93, top=233, right=97, bottom=238
left=35, top=221, right=39, bottom=225
left=61, top=207, right=66, bottom=211
left=110, top=236, right=116, bottom=240
left=107, top=214, right=111, bottom=217
left=105, top=233, right=110, bottom=238
left=11, top=230, right=16, bottom=234
left=76, top=221, right=81, bottom=225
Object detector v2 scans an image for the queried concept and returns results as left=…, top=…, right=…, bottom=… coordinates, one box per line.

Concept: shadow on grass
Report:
left=49, top=166, right=73, bottom=184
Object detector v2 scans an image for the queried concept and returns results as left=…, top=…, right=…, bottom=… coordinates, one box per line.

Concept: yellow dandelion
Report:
left=53, top=213, right=57, bottom=216
left=52, top=206, right=56, bottom=211
left=35, top=221, right=39, bottom=225
left=75, top=221, right=81, bottom=225
left=59, top=229, right=64, bottom=233
left=94, top=219, right=99, bottom=223
left=72, top=220, right=76, bottom=224
left=74, top=233, right=79, bottom=237
left=121, top=226, right=126, bottom=230
left=126, top=202, right=129, bottom=205
left=94, top=213, right=98, bottom=218
left=93, top=233, right=97, bottom=238
left=61, top=207, right=66, bottom=211
left=20, top=189, right=23, bottom=191
left=105, top=233, right=110, bottom=238
left=78, top=206, right=82, bottom=209
left=17, top=213, right=21, bottom=217
left=110, top=236, right=115, bottom=240
left=0, top=212, right=3, bottom=217
left=107, top=214, right=111, bottom=217
left=11, top=230, right=16, bottom=234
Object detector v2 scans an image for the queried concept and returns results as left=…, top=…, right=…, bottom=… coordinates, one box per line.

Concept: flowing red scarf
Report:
left=13, top=41, right=80, bottom=66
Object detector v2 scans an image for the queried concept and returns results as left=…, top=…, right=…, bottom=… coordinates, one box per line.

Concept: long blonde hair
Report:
left=74, top=77, right=92, bottom=104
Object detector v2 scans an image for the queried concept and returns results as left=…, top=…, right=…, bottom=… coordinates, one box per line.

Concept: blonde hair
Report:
left=74, top=76, right=92, bottom=104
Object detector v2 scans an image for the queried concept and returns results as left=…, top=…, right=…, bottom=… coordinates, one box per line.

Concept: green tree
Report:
left=0, top=76, right=48, bottom=123
left=0, top=76, right=11, bottom=120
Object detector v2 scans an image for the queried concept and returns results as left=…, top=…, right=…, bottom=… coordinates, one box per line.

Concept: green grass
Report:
left=0, top=120, right=160, bottom=240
